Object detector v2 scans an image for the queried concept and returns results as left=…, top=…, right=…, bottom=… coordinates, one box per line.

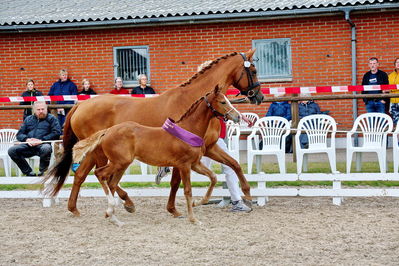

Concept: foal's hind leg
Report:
left=95, top=163, right=128, bottom=226
left=191, top=161, right=217, bottom=207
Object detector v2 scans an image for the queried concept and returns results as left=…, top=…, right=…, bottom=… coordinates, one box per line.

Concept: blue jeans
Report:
left=8, top=143, right=52, bottom=174
left=365, top=100, right=385, bottom=113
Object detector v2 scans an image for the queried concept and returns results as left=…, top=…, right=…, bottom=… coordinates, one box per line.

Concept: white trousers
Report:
left=201, top=138, right=242, bottom=202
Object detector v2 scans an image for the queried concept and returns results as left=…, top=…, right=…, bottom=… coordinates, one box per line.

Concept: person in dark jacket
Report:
left=78, top=78, right=97, bottom=95
left=266, top=100, right=293, bottom=152
left=131, top=74, right=155, bottom=95
left=298, top=95, right=322, bottom=148
left=20, top=79, right=43, bottom=120
left=48, top=69, right=78, bottom=127
left=361, top=57, right=389, bottom=113
left=8, top=101, right=61, bottom=176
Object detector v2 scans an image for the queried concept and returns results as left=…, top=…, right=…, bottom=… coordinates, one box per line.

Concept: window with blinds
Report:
left=113, top=46, right=150, bottom=86
left=252, top=38, right=292, bottom=81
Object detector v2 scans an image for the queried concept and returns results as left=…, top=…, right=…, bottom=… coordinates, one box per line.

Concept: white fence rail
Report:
left=1, top=172, right=399, bottom=207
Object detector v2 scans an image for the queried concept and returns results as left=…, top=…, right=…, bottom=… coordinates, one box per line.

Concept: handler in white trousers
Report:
left=201, top=119, right=251, bottom=212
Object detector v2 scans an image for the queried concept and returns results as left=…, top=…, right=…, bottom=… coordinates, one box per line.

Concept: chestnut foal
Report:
left=72, top=86, right=241, bottom=226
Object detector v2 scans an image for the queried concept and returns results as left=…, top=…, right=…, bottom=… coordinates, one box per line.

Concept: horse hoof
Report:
left=172, top=211, right=183, bottom=218
left=190, top=219, right=202, bottom=225
left=70, top=209, right=80, bottom=217
left=243, top=198, right=253, bottom=208
left=124, top=204, right=136, bottom=213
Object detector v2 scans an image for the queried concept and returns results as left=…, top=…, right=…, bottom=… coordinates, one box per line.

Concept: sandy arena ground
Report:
left=1, top=196, right=399, bottom=265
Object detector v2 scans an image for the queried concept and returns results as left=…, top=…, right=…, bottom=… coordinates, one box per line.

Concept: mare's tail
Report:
left=42, top=105, right=79, bottom=197
left=72, top=129, right=108, bottom=163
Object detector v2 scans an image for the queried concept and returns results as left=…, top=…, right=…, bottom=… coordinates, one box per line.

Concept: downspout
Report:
left=344, top=8, right=358, bottom=146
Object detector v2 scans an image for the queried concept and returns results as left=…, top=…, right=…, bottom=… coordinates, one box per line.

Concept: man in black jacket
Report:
left=361, top=57, right=389, bottom=113
left=8, top=101, right=61, bottom=176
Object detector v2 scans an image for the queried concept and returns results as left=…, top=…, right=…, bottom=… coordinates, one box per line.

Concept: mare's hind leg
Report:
left=166, top=168, right=183, bottom=218
left=205, top=144, right=252, bottom=204
left=68, top=154, right=96, bottom=216
left=191, top=161, right=217, bottom=207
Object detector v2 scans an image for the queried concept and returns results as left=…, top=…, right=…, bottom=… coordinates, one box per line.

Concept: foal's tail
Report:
left=42, top=105, right=79, bottom=197
left=73, top=129, right=108, bottom=163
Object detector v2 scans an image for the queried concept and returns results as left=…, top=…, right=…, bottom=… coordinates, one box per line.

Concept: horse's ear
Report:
left=214, top=85, right=221, bottom=94
left=246, top=48, right=256, bottom=60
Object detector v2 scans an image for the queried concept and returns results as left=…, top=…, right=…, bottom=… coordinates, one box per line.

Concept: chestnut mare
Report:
left=43, top=49, right=264, bottom=218
left=72, top=87, right=240, bottom=225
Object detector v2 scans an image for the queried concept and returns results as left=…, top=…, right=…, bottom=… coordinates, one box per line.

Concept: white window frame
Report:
left=113, top=46, right=151, bottom=87
left=252, top=38, right=292, bottom=82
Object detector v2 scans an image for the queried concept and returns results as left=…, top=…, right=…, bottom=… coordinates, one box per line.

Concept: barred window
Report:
left=113, top=46, right=150, bottom=86
left=252, top=38, right=292, bottom=81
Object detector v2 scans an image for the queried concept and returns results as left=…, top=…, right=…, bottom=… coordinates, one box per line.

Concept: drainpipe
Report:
left=344, top=8, right=358, bottom=146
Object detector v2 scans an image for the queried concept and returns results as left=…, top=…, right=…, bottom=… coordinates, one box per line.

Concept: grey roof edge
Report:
left=1, top=2, right=399, bottom=33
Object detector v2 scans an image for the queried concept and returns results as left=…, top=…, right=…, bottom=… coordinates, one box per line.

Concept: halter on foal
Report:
left=72, top=86, right=241, bottom=225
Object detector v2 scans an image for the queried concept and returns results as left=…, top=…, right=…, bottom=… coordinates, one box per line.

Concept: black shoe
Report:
left=38, top=172, right=44, bottom=176
left=26, top=172, right=37, bottom=177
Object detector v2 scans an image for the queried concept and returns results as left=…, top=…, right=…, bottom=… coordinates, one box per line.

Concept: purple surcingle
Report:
left=162, top=118, right=204, bottom=147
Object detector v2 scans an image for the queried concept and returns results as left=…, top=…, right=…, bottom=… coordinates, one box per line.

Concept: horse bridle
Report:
left=233, top=53, right=261, bottom=99
left=204, top=95, right=232, bottom=122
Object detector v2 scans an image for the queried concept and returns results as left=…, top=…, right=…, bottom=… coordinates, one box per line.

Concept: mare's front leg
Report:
left=204, top=144, right=252, bottom=203
left=166, top=168, right=183, bottom=217
left=191, top=161, right=217, bottom=206
left=179, top=167, right=200, bottom=224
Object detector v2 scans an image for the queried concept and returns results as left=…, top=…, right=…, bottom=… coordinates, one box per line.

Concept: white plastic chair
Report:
left=0, top=129, right=18, bottom=176
left=239, top=112, right=259, bottom=133
left=346, top=113, right=393, bottom=173
left=393, top=124, right=399, bottom=173
left=295, top=114, right=338, bottom=174
left=247, top=116, right=290, bottom=174
left=226, top=121, right=240, bottom=162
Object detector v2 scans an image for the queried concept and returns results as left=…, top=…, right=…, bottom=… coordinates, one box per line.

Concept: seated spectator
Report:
left=132, top=74, right=155, bottom=95
left=8, top=101, right=61, bottom=176
left=48, top=69, right=78, bottom=127
left=361, top=57, right=389, bottom=113
left=78, top=79, right=97, bottom=95
left=20, top=79, right=43, bottom=121
left=110, top=77, right=129, bottom=94
left=389, top=57, right=399, bottom=124
left=298, top=94, right=322, bottom=148
left=266, top=100, right=292, bottom=153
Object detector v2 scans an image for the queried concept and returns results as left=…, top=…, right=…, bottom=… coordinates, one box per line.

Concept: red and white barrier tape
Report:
left=227, top=84, right=399, bottom=95
left=0, top=94, right=158, bottom=103
left=1, top=84, right=399, bottom=102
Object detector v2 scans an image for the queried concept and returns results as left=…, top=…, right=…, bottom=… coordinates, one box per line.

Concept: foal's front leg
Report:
left=179, top=167, right=200, bottom=224
left=166, top=168, right=183, bottom=217
left=204, top=144, right=252, bottom=203
left=191, top=161, right=217, bottom=206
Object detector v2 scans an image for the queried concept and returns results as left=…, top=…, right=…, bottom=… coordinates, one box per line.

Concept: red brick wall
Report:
left=0, top=10, right=398, bottom=131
